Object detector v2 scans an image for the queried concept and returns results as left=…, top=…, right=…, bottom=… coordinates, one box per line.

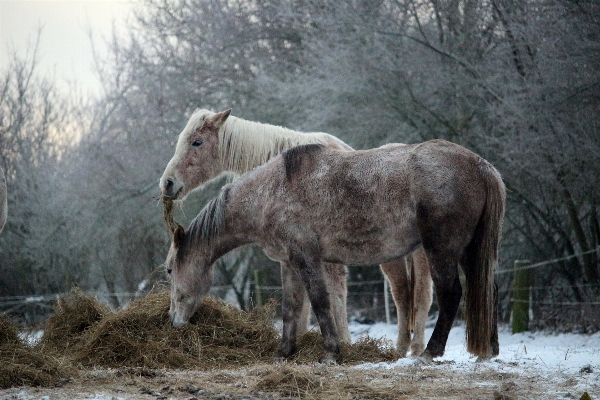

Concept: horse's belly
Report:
left=321, top=230, right=420, bottom=266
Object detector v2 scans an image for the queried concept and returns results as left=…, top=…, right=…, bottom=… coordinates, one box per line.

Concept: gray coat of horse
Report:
left=165, top=140, right=505, bottom=364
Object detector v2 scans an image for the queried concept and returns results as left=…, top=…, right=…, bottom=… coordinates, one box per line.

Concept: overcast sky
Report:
left=0, top=0, right=135, bottom=96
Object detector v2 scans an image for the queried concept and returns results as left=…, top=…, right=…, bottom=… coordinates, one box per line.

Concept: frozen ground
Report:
left=351, top=320, right=600, bottom=397
left=3, top=321, right=599, bottom=399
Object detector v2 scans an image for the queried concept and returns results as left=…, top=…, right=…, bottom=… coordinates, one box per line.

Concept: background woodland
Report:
left=0, top=0, right=598, bottom=331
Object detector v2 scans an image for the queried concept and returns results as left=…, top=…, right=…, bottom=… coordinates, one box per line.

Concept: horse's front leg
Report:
left=380, top=258, right=412, bottom=357
left=278, top=261, right=309, bottom=359
left=324, top=262, right=351, bottom=344
left=289, top=245, right=340, bottom=364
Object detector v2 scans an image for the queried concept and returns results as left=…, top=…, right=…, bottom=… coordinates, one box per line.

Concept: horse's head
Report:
left=160, top=108, right=231, bottom=199
left=166, top=224, right=215, bottom=327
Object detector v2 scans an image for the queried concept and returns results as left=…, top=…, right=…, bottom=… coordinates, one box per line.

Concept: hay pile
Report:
left=0, top=313, right=69, bottom=388
left=38, top=288, right=110, bottom=352
left=40, top=290, right=280, bottom=369
left=2, top=288, right=401, bottom=389
left=290, top=331, right=399, bottom=365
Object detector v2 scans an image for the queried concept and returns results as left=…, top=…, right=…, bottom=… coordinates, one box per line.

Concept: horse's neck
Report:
left=206, top=195, right=255, bottom=264
left=218, top=117, right=331, bottom=176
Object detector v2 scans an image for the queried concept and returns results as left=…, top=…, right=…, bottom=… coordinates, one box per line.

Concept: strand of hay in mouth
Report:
left=71, top=291, right=279, bottom=369
left=162, top=195, right=178, bottom=234
left=0, top=313, right=70, bottom=388
left=289, top=331, right=399, bottom=365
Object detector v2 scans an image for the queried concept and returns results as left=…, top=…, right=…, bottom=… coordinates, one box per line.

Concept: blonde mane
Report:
left=215, top=114, right=351, bottom=175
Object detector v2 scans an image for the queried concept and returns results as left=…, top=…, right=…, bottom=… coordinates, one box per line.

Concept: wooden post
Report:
left=254, top=270, right=263, bottom=307
left=384, top=275, right=391, bottom=325
left=512, top=260, right=531, bottom=334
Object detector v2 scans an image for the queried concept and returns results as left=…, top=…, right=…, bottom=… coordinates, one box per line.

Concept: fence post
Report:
left=512, top=260, right=531, bottom=334
left=384, top=275, right=391, bottom=324
left=254, top=270, right=263, bottom=307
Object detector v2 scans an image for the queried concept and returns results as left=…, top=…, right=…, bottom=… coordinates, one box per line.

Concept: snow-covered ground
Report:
left=350, top=320, right=600, bottom=397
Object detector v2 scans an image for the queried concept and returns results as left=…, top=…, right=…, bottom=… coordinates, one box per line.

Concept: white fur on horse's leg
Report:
left=396, top=312, right=411, bottom=357
left=324, top=262, right=351, bottom=344
left=410, top=248, right=433, bottom=357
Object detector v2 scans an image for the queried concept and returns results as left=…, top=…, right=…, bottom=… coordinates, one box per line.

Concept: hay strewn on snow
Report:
left=1, top=289, right=402, bottom=389
left=0, top=313, right=70, bottom=388
left=290, top=331, right=399, bottom=364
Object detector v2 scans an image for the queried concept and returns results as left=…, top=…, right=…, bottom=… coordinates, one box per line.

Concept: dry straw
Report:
left=1, top=288, right=403, bottom=391
left=38, top=287, right=110, bottom=353
left=162, top=195, right=178, bottom=234
left=42, top=290, right=280, bottom=369
left=0, top=313, right=70, bottom=388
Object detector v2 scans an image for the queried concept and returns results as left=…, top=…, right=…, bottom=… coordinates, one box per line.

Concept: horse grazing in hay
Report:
left=165, top=140, right=505, bottom=364
left=0, top=166, right=7, bottom=234
left=160, top=109, right=432, bottom=356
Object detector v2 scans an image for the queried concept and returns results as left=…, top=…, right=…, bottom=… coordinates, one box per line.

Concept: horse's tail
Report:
left=463, top=159, right=506, bottom=358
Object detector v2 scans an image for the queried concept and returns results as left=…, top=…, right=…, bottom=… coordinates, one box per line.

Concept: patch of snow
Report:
left=351, top=321, right=600, bottom=397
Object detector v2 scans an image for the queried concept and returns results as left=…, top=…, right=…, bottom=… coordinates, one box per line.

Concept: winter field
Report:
left=1, top=319, right=598, bottom=400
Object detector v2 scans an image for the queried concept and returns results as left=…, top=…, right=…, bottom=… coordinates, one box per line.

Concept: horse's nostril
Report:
left=165, top=178, right=174, bottom=192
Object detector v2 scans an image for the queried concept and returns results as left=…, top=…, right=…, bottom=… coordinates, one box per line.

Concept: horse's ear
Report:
left=213, top=109, right=231, bottom=128
left=173, top=224, right=185, bottom=248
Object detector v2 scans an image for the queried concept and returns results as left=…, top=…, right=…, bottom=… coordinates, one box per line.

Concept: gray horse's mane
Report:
left=217, top=115, right=333, bottom=175
left=178, top=187, right=230, bottom=261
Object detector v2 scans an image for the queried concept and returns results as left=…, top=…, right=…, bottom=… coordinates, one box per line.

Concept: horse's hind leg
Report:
left=410, top=248, right=433, bottom=357
left=419, top=249, right=462, bottom=361
left=279, top=261, right=309, bottom=359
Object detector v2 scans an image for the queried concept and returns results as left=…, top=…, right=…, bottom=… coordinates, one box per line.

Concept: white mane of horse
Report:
left=193, top=109, right=343, bottom=176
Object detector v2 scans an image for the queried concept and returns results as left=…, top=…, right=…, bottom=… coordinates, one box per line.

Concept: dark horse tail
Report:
left=463, top=159, right=506, bottom=358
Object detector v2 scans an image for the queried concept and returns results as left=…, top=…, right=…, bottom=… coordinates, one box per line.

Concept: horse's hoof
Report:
left=410, top=345, right=425, bottom=357
left=415, top=351, right=433, bottom=365
left=319, top=354, right=337, bottom=365
left=475, top=355, right=492, bottom=363
left=272, top=356, right=287, bottom=364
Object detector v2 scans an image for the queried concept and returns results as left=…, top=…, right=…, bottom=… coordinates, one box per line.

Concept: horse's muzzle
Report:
left=169, top=309, right=188, bottom=328
left=162, top=178, right=183, bottom=198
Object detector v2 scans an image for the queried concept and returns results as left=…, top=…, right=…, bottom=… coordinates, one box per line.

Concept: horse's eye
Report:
left=167, top=269, right=172, bottom=275
left=192, top=140, right=203, bottom=147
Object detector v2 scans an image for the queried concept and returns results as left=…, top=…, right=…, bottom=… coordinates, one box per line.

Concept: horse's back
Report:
left=249, top=139, right=497, bottom=265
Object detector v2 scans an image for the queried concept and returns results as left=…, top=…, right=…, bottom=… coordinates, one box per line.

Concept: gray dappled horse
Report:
left=0, top=166, right=6, bottom=234
left=164, top=140, right=505, bottom=364
left=160, top=109, right=432, bottom=356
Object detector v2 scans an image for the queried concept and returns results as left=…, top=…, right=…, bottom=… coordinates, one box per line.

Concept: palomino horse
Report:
left=0, top=166, right=6, bottom=233
left=165, top=140, right=505, bottom=363
left=160, top=109, right=432, bottom=356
